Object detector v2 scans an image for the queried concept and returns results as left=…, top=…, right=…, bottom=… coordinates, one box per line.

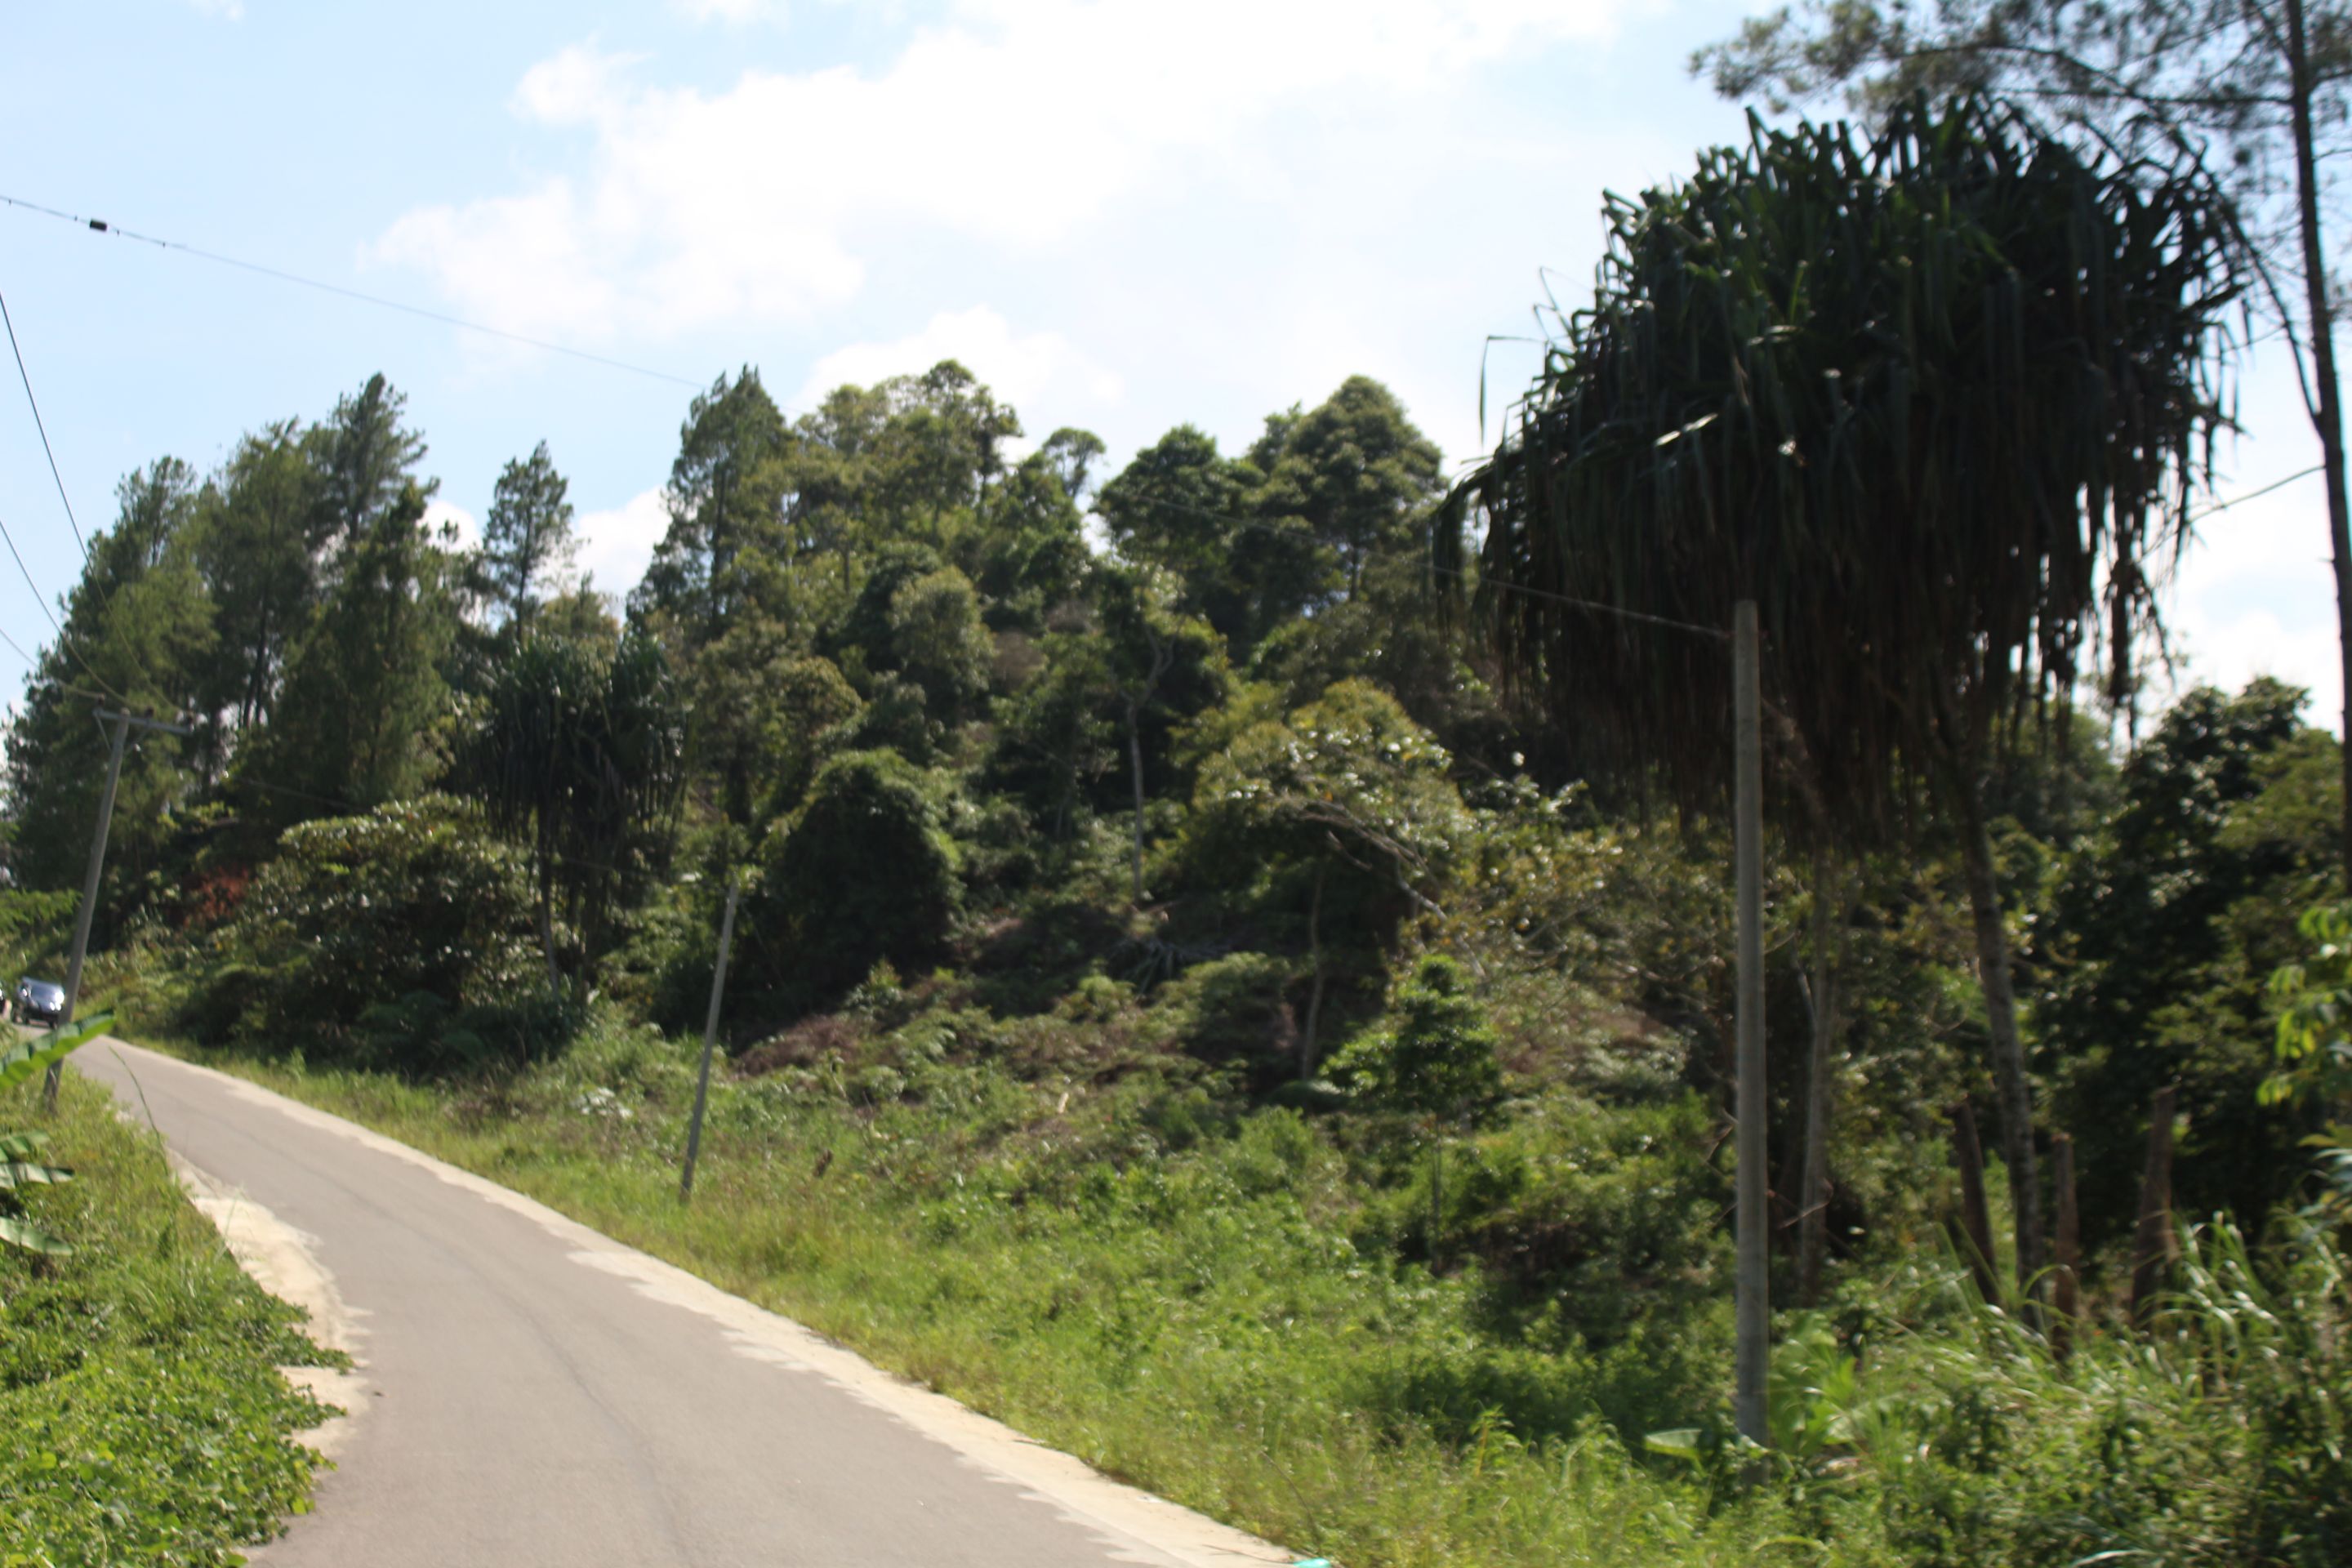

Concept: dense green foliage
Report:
left=1, top=1014, right=111, bottom=1254
left=12, top=96, right=2347, bottom=1566
left=176, top=795, right=547, bottom=1071
left=181, top=1013, right=2352, bottom=1567
left=0, top=1072, right=334, bottom=1566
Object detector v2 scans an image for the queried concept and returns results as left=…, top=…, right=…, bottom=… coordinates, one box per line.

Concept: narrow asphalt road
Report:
left=73, top=1041, right=1292, bottom=1568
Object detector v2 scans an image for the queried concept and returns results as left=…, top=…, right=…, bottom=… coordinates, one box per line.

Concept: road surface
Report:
left=73, top=1040, right=1294, bottom=1568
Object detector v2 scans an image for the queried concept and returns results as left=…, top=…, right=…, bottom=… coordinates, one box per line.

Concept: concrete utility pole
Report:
left=679, top=880, right=742, bottom=1202
left=44, top=707, right=192, bottom=1111
left=1732, top=599, right=1770, bottom=1448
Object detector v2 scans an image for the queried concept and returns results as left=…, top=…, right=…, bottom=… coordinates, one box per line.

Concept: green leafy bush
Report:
left=1145, top=951, right=1296, bottom=1071
left=0, top=888, right=78, bottom=985
left=2267, top=902, right=2352, bottom=1214
left=1761, top=1220, right=2352, bottom=1566
left=1330, top=955, right=1503, bottom=1120
left=178, top=795, right=543, bottom=1070
left=750, top=750, right=962, bottom=1006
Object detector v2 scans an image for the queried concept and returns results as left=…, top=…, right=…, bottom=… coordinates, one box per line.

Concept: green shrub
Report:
left=1751, top=1218, right=2352, bottom=1566
left=1330, top=954, right=1503, bottom=1120
left=0, top=888, right=77, bottom=984
left=179, top=795, right=542, bottom=1071
left=751, top=750, right=961, bottom=1004
left=1147, top=951, right=1295, bottom=1070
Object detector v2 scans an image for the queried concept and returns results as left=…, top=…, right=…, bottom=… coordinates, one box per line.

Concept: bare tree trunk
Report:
left=1949, top=1098, right=2002, bottom=1305
left=2287, top=0, right=2352, bottom=895
left=2131, top=1085, right=2179, bottom=1325
left=570, top=884, right=596, bottom=1010
left=1956, top=782, right=2047, bottom=1300
left=537, top=889, right=561, bottom=1002
left=2052, top=1132, right=2082, bottom=1363
left=1797, top=851, right=1847, bottom=1306
left=535, top=835, right=561, bottom=1004
left=1125, top=699, right=1147, bottom=907
left=1300, top=859, right=1327, bottom=1080
left=1429, top=1139, right=1442, bottom=1256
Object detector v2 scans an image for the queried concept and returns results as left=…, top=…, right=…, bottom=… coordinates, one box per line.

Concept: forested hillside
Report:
left=6, top=100, right=2350, bottom=1568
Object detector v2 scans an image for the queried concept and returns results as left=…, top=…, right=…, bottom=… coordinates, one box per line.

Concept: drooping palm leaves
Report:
left=469, top=630, right=684, bottom=1000
left=1454, top=97, right=2238, bottom=1292
left=1459, top=97, right=2234, bottom=824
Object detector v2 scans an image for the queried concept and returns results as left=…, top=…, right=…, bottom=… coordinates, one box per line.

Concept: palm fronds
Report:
left=1455, top=97, right=2237, bottom=834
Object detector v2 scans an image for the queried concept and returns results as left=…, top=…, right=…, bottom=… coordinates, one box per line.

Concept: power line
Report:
left=0, top=191, right=705, bottom=392
left=2186, top=462, right=2325, bottom=523
left=0, top=284, right=87, bottom=556
left=1116, top=487, right=1731, bottom=642
left=0, top=508, right=129, bottom=704
left=0, top=275, right=164, bottom=709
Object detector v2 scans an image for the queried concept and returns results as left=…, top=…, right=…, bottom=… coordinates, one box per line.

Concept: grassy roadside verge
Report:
left=129, top=1021, right=1820, bottom=1568
left=118, top=1015, right=2352, bottom=1568
left=0, top=1070, right=338, bottom=1567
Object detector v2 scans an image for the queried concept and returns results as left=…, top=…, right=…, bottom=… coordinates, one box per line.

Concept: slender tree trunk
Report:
left=535, top=831, right=561, bottom=1004
left=1428, top=1134, right=1443, bottom=1259
left=2131, top=1085, right=2179, bottom=1325
left=1125, top=698, right=1147, bottom=907
left=569, top=883, right=595, bottom=1009
left=2052, top=1132, right=2082, bottom=1364
left=2286, top=0, right=2352, bottom=894
left=1797, top=850, right=1846, bottom=1306
left=1956, top=780, right=2047, bottom=1298
left=1781, top=951, right=1815, bottom=1245
left=1301, top=858, right=1328, bottom=1080
left=1949, top=1098, right=2002, bottom=1305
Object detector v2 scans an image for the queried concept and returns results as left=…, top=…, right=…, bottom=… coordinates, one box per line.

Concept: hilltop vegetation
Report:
left=7, top=100, right=2350, bottom=1566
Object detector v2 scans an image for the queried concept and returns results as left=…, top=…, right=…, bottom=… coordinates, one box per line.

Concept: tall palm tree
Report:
left=470, top=628, right=684, bottom=1001
left=1451, top=97, right=2238, bottom=1294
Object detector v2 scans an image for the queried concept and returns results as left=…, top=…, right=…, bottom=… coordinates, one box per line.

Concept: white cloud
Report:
left=374, top=1, right=1629, bottom=339
left=577, top=487, right=671, bottom=599
left=2154, top=458, right=2342, bottom=732
left=673, top=0, right=786, bottom=20
left=424, top=499, right=479, bottom=550
left=188, top=0, right=244, bottom=19
left=796, top=305, right=1120, bottom=418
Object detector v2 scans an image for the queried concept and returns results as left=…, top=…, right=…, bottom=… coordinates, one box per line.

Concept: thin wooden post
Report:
left=679, top=882, right=742, bottom=1204
left=2052, top=1132, right=2081, bottom=1362
left=2129, top=1085, right=2178, bottom=1324
left=47, top=709, right=189, bottom=1111
left=1733, top=599, right=1769, bottom=1448
left=1950, top=1099, right=2001, bottom=1305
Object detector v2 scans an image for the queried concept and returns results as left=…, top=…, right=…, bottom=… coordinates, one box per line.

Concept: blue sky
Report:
left=0, top=0, right=2334, bottom=733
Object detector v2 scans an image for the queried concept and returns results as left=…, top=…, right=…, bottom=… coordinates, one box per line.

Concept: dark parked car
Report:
left=17, top=978, right=65, bottom=1027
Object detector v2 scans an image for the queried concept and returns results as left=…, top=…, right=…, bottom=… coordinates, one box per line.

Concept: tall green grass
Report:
left=0, top=1071, right=336, bottom=1567
left=155, top=1012, right=2352, bottom=1566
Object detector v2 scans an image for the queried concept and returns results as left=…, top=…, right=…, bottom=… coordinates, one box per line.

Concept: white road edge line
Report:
left=169, top=1151, right=371, bottom=1461
left=106, top=1043, right=1299, bottom=1568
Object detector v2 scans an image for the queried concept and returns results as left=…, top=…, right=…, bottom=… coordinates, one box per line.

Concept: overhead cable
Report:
left=0, top=284, right=87, bottom=556
left=0, top=191, right=704, bottom=391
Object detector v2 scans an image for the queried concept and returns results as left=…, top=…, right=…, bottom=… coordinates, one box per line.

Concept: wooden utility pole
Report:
left=44, top=708, right=191, bottom=1112
left=678, top=881, right=742, bottom=1203
left=1733, top=599, right=1769, bottom=1448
